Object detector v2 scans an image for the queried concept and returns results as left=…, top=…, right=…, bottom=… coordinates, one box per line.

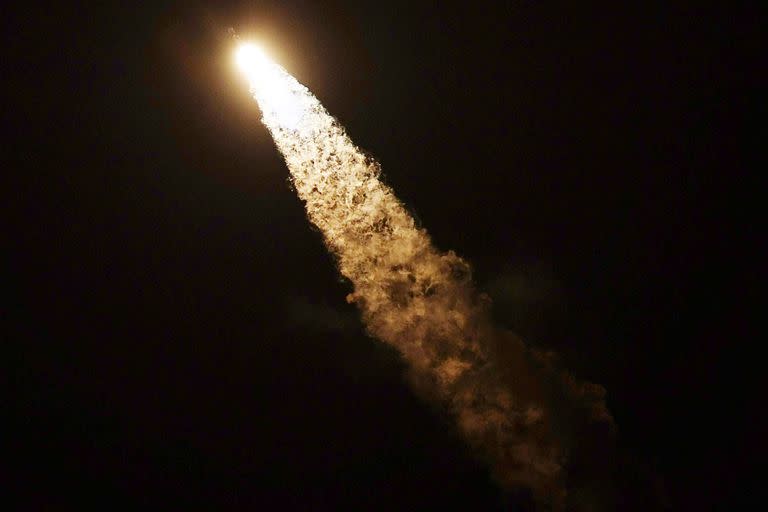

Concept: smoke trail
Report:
left=239, top=47, right=614, bottom=509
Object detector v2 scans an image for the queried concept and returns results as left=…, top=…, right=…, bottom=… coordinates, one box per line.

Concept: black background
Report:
left=7, top=1, right=760, bottom=509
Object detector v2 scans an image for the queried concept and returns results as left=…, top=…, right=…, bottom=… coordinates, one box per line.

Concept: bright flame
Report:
left=235, top=43, right=269, bottom=76
left=235, top=42, right=309, bottom=131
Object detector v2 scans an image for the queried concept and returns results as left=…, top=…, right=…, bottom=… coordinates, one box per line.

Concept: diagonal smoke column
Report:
left=236, top=44, right=612, bottom=508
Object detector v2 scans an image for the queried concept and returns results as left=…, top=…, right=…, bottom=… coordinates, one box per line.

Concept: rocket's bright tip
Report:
left=235, top=42, right=306, bottom=130
left=235, top=43, right=269, bottom=75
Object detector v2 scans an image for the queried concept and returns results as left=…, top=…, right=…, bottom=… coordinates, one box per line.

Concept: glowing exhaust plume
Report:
left=235, top=43, right=313, bottom=131
left=236, top=43, right=613, bottom=509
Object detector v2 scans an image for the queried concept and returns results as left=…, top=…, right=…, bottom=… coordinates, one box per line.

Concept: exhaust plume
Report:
left=237, top=45, right=614, bottom=509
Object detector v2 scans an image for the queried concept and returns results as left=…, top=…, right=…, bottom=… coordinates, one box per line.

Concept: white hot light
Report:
left=235, top=43, right=306, bottom=130
left=235, top=43, right=269, bottom=76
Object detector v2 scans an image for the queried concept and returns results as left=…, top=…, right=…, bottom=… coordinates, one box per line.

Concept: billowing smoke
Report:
left=238, top=46, right=615, bottom=509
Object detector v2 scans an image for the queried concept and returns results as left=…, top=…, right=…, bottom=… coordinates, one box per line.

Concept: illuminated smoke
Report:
left=237, top=45, right=614, bottom=509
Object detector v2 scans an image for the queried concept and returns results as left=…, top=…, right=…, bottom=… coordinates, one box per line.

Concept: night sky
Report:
left=7, top=1, right=760, bottom=510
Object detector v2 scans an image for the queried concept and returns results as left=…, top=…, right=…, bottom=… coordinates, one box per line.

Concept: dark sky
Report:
left=7, top=1, right=760, bottom=509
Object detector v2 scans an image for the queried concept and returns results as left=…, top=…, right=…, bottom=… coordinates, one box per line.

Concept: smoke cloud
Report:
left=242, top=50, right=615, bottom=509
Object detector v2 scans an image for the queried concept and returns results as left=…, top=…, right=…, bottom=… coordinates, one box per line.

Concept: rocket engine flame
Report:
left=235, top=43, right=614, bottom=509
left=235, top=44, right=310, bottom=130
